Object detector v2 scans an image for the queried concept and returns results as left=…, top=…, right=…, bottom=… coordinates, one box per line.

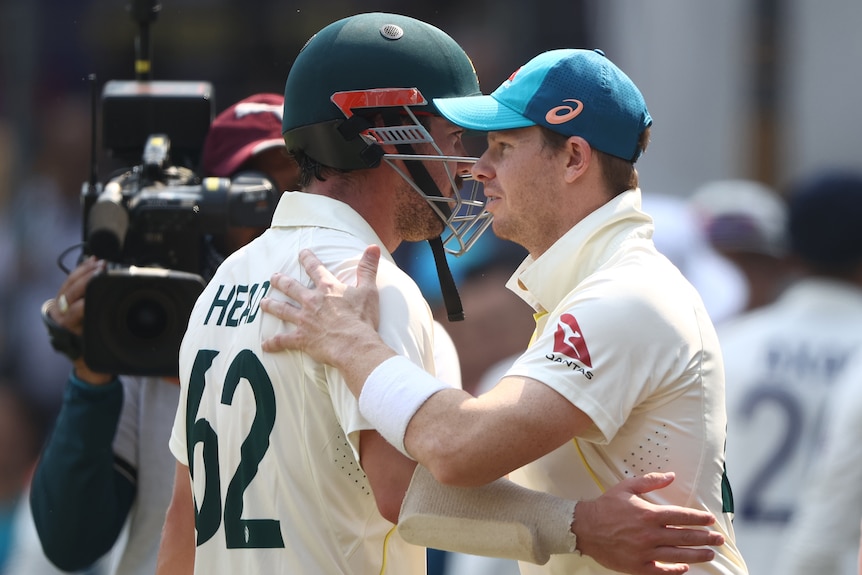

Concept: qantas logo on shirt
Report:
left=552, top=314, right=592, bottom=368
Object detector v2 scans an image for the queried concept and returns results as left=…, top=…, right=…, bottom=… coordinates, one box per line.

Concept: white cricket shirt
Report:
left=504, top=190, right=747, bottom=574
left=169, top=192, right=433, bottom=574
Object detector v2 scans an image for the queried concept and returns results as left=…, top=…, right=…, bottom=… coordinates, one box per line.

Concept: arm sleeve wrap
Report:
left=397, top=465, right=579, bottom=565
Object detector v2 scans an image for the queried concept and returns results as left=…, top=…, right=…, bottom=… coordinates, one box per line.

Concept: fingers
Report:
left=53, top=257, right=105, bottom=331
left=263, top=246, right=381, bottom=326
left=616, top=472, right=717, bottom=528
left=267, top=272, right=303, bottom=307
left=298, top=248, right=339, bottom=291
left=261, top=246, right=382, bottom=358
left=659, top=525, right=724, bottom=548
left=260, top=272, right=310, bottom=354
left=296, top=246, right=380, bottom=293
left=653, top=508, right=717, bottom=529
left=260, top=328, right=298, bottom=354
left=57, top=257, right=104, bottom=306
left=639, top=562, right=691, bottom=575
left=355, top=245, right=381, bottom=289
left=260, top=291, right=298, bottom=322
left=576, top=473, right=725, bottom=574
left=633, top=539, right=718, bottom=574
left=259, top=291, right=301, bottom=355
left=602, top=528, right=719, bottom=575
left=624, top=472, right=676, bottom=495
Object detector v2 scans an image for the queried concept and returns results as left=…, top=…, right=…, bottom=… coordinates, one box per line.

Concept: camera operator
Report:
left=28, top=93, right=298, bottom=575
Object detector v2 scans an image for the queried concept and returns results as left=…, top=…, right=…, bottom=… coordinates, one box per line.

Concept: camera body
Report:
left=81, top=82, right=277, bottom=376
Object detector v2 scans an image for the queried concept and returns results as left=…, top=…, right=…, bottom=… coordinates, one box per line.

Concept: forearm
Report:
left=30, top=371, right=135, bottom=570
left=335, top=333, right=398, bottom=397
left=156, top=463, right=196, bottom=575
left=359, top=358, right=581, bottom=486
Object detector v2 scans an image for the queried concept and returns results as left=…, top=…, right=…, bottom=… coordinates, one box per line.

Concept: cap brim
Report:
left=434, top=95, right=535, bottom=132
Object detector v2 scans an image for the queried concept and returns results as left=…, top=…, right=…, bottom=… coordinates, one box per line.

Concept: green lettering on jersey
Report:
left=204, top=282, right=271, bottom=327
left=204, top=285, right=235, bottom=326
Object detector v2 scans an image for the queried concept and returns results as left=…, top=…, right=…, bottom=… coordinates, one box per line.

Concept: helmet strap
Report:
left=429, top=235, right=465, bottom=322
left=378, top=111, right=463, bottom=321
left=394, top=154, right=463, bottom=321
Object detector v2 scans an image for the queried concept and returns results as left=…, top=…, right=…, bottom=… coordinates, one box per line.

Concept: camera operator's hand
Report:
left=48, top=256, right=114, bottom=385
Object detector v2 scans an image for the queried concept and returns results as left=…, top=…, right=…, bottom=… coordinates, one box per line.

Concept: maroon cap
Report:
left=201, top=93, right=286, bottom=177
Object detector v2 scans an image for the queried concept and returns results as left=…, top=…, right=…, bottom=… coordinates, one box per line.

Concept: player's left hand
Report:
left=575, top=472, right=724, bottom=574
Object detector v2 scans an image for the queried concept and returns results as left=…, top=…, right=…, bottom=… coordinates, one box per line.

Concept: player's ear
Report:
left=564, top=136, right=590, bottom=183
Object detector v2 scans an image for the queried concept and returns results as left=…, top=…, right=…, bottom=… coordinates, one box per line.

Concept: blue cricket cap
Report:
left=788, top=170, right=862, bottom=266
left=434, top=48, right=652, bottom=162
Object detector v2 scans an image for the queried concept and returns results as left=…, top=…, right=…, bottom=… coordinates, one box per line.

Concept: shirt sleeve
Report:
left=168, top=370, right=190, bottom=467
left=505, top=287, right=677, bottom=444
left=29, top=372, right=136, bottom=571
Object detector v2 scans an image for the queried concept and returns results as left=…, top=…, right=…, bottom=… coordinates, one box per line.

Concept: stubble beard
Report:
left=395, top=183, right=446, bottom=242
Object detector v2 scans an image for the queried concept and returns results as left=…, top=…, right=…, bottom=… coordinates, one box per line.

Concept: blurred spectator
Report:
left=641, top=192, right=749, bottom=324
left=0, top=380, right=61, bottom=574
left=690, top=179, right=794, bottom=313
left=771, top=341, right=862, bottom=575
left=4, top=96, right=90, bottom=423
left=720, top=169, right=862, bottom=575
left=764, top=170, right=862, bottom=575
left=0, top=119, right=19, bottom=376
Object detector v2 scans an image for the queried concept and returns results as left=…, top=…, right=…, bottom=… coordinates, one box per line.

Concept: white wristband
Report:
left=358, top=355, right=450, bottom=458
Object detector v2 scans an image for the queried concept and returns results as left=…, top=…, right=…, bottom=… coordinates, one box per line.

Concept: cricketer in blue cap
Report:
left=259, top=44, right=746, bottom=574
left=435, top=48, right=652, bottom=162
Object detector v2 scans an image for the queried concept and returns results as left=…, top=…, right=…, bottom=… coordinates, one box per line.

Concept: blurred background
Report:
left=1, top=0, right=861, bottom=486
left=0, top=1, right=860, bottom=573
left=2, top=0, right=861, bottom=481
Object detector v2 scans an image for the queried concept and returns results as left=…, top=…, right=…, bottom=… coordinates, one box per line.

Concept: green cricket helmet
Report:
left=283, top=12, right=480, bottom=169
left=282, top=12, right=492, bottom=260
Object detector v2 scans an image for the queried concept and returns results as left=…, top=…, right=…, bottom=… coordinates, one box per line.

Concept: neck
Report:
left=305, top=172, right=402, bottom=253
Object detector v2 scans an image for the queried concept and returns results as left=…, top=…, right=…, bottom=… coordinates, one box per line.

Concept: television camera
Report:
left=78, top=0, right=277, bottom=376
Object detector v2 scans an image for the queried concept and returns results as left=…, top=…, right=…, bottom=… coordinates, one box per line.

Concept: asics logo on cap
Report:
left=235, top=102, right=283, bottom=121
left=545, top=99, right=583, bottom=125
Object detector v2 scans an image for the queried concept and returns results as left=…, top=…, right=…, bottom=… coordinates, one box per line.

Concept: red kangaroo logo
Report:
left=553, top=313, right=592, bottom=367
